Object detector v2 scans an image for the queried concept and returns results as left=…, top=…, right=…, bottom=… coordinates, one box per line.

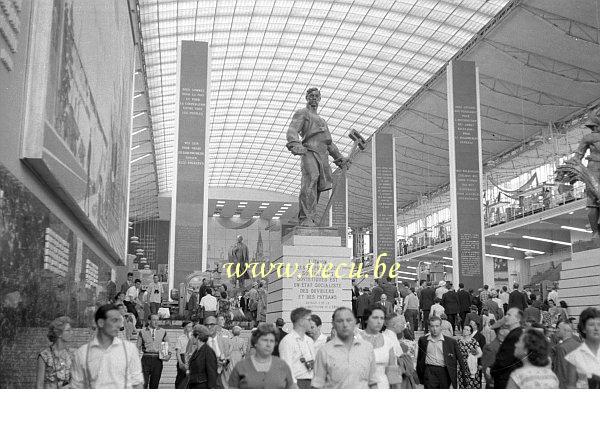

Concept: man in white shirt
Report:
left=204, top=315, right=231, bottom=388
left=547, top=288, right=559, bottom=306
left=71, top=304, right=143, bottom=389
left=279, top=307, right=316, bottom=388
left=148, top=274, right=163, bottom=315
left=499, top=286, right=510, bottom=314
left=435, top=280, right=448, bottom=301
left=200, top=287, right=218, bottom=319
left=125, top=279, right=141, bottom=327
left=307, top=314, right=327, bottom=352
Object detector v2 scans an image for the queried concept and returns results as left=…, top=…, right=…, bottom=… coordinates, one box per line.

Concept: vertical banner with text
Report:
left=168, top=41, right=210, bottom=293
left=372, top=133, right=397, bottom=276
left=447, top=60, right=485, bottom=290
left=329, top=168, right=348, bottom=247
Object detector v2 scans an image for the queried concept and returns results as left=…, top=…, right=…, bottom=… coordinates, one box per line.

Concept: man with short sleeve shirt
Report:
left=71, top=304, right=143, bottom=389
left=312, top=307, right=377, bottom=389
left=137, top=313, right=169, bottom=389
left=278, top=307, right=316, bottom=389
left=148, top=275, right=163, bottom=315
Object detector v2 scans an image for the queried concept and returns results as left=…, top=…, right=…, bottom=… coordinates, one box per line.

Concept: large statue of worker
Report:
left=228, top=235, right=250, bottom=289
left=575, top=115, right=600, bottom=238
left=286, top=88, right=348, bottom=226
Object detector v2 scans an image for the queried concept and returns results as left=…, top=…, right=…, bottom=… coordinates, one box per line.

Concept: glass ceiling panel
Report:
left=138, top=0, right=510, bottom=194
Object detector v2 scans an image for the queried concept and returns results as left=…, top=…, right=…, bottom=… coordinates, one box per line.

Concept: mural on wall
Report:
left=493, top=257, right=509, bottom=283
left=206, top=217, right=282, bottom=284
left=21, top=0, right=133, bottom=260
left=0, top=163, right=113, bottom=341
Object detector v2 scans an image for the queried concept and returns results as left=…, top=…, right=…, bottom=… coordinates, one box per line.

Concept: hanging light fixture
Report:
left=140, top=257, right=147, bottom=264
left=143, top=264, right=150, bottom=269
left=130, top=235, right=139, bottom=245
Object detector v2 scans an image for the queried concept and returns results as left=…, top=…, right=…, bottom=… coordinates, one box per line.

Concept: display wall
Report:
left=0, top=163, right=113, bottom=336
left=20, top=0, right=134, bottom=262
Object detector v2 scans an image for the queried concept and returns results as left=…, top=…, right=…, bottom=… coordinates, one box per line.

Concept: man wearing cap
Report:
left=573, top=115, right=600, bottom=237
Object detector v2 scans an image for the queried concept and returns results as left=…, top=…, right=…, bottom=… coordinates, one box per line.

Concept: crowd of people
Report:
left=35, top=276, right=600, bottom=389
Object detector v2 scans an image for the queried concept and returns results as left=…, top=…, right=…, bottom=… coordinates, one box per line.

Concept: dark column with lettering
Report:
left=329, top=168, right=348, bottom=247
left=447, top=60, right=485, bottom=290
left=371, top=133, right=397, bottom=273
left=168, top=41, right=209, bottom=292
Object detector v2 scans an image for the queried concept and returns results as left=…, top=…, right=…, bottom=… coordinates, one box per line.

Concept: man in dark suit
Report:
left=420, top=282, right=435, bottom=333
left=490, top=307, right=523, bottom=389
left=377, top=294, right=394, bottom=317
left=417, top=316, right=465, bottom=388
left=508, top=283, right=528, bottom=311
left=273, top=318, right=287, bottom=357
left=441, top=284, right=460, bottom=333
left=456, top=283, right=471, bottom=330
left=356, top=288, right=372, bottom=328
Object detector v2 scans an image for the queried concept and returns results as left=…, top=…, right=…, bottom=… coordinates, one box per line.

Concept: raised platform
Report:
left=267, top=226, right=352, bottom=334
left=557, top=247, right=600, bottom=322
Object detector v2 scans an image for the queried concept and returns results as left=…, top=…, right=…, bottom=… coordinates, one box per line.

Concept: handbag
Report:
left=385, top=348, right=404, bottom=389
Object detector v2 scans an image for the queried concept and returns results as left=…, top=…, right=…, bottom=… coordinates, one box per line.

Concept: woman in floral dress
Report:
left=457, top=324, right=483, bottom=389
left=36, top=316, right=74, bottom=389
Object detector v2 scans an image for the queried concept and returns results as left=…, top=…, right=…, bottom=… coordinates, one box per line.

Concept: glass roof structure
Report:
left=137, top=0, right=511, bottom=195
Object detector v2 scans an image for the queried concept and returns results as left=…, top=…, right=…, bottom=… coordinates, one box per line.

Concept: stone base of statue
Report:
left=557, top=247, right=600, bottom=319
left=266, top=227, right=352, bottom=334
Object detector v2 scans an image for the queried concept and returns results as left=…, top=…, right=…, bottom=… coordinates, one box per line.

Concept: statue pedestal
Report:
left=266, top=227, right=352, bottom=334
left=558, top=247, right=600, bottom=322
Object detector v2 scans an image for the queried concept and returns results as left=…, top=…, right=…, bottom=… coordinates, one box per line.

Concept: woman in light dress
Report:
left=359, top=306, right=402, bottom=389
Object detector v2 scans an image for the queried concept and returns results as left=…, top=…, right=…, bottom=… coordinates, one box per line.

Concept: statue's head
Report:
left=305, top=87, right=321, bottom=110
left=237, top=235, right=243, bottom=243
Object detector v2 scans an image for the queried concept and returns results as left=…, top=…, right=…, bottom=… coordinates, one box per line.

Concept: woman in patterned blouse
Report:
left=36, top=316, right=74, bottom=389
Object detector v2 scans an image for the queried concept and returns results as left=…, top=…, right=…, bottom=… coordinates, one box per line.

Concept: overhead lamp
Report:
left=143, top=265, right=150, bottom=270
left=513, top=247, right=544, bottom=255
left=140, top=257, right=147, bottom=264
left=130, top=236, right=139, bottom=245
left=130, top=154, right=151, bottom=164
left=491, top=243, right=511, bottom=249
left=238, top=205, right=246, bottom=208
left=422, top=261, right=431, bottom=265
left=131, top=127, right=148, bottom=136
left=213, top=212, right=220, bottom=216
left=442, top=256, right=452, bottom=261
left=258, top=205, right=268, bottom=209
left=132, top=111, right=147, bottom=119
left=398, top=271, right=417, bottom=276
left=485, top=254, right=514, bottom=260
left=283, top=203, right=292, bottom=207
left=216, top=200, right=226, bottom=204
left=261, top=202, right=270, bottom=206
left=444, top=264, right=453, bottom=268
left=568, top=212, right=574, bottom=215
left=405, top=266, right=417, bottom=270
left=522, top=235, right=571, bottom=246
left=239, top=201, right=248, bottom=205
left=561, top=225, right=592, bottom=234
left=272, top=216, right=280, bottom=220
